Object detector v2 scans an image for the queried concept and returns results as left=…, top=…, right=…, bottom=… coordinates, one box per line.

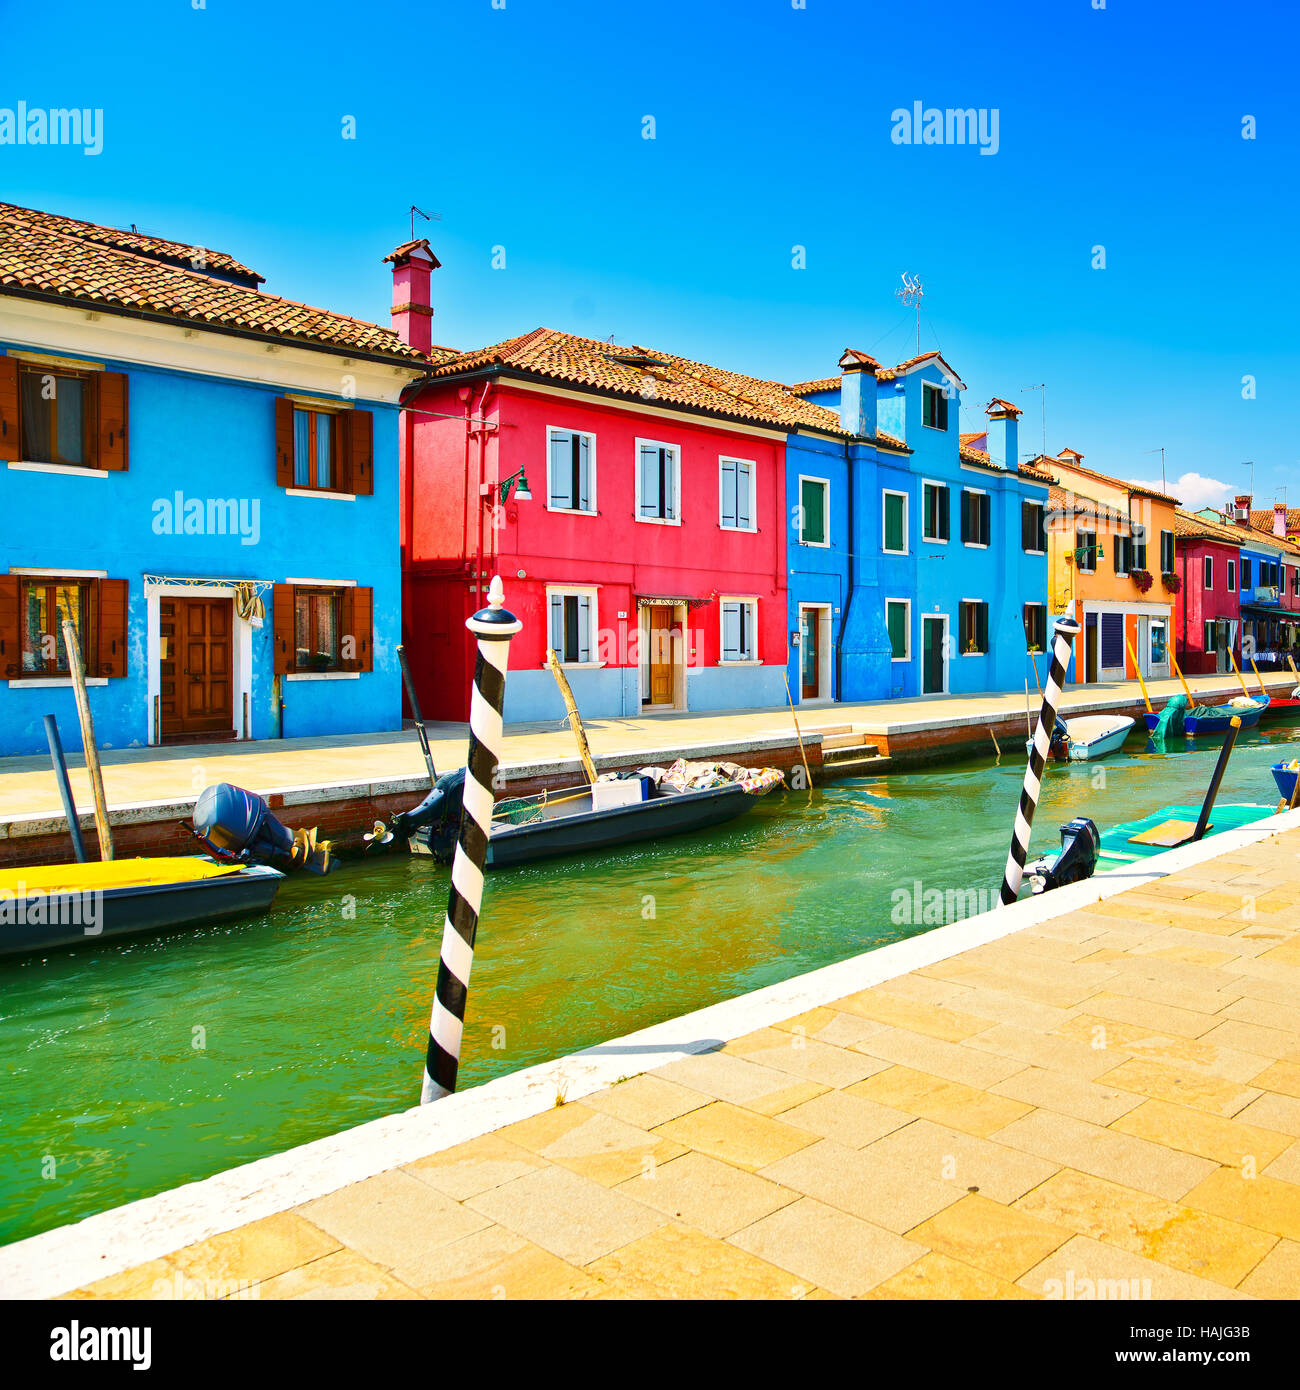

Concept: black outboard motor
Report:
left=365, top=767, right=466, bottom=860
left=1025, top=816, right=1100, bottom=895
left=190, top=783, right=332, bottom=874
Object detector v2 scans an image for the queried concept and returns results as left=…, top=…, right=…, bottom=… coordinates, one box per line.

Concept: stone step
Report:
left=821, top=731, right=868, bottom=750
left=823, top=743, right=881, bottom=764
left=820, top=753, right=890, bottom=778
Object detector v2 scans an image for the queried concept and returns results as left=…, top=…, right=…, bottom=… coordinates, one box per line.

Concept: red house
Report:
left=1173, top=509, right=1242, bottom=674
left=391, top=249, right=818, bottom=723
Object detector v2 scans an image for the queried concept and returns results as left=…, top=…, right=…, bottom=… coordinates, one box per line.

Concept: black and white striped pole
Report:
left=421, top=575, right=521, bottom=1103
left=999, top=616, right=1080, bottom=907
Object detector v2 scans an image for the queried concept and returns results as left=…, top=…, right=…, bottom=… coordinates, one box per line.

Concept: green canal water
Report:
left=3, top=724, right=1298, bottom=1247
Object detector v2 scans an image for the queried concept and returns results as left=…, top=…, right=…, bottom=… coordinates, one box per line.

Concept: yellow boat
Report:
left=0, top=856, right=283, bottom=958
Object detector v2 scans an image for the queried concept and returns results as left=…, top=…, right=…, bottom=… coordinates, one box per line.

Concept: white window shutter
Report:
left=738, top=463, right=751, bottom=529
left=723, top=602, right=740, bottom=660
left=721, top=460, right=736, bottom=527
left=577, top=434, right=590, bottom=510
left=549, top=594, right=562, bottom=654
left=640, top=445, right=659, bottom=516
left=578, top=595, right=591, bottom=662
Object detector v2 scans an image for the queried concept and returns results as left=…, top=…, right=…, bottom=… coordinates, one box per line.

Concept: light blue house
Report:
left=0, top=202, right=424, bottom=755
left=784, top=351, right=1051, bottom=703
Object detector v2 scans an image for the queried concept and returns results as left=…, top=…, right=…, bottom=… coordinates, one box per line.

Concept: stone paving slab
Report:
left=42, top=821, right=1300, bottom=1301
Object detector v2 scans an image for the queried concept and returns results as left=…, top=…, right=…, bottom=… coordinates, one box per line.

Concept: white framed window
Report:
left=546, top=427, right=596, bottom=513
left=922, top=380, right=949, bottom=431
left=885, top=598, right=910, bottom=661
left=1021, top=500, right=1047, bottom=554
left=1204, top=555, right=1214, bottom=590
left=1227, top=558, right=1237, bottom=592
left=922, top=480, right=949, bottom=543
left=798, top=475, right=829, bottom=547
left=636, top=438, right=681, bottom=524
left=882, top=489, right=908, bottom=554
left=720, top=597, right=757, bottom=663
left=959, top=599, right=989, bottom=655
left=719, top=456, right=756, bottom=531
left=960, top=488, right=990, bottom=548
left=547, top=585, right=599, bottom=665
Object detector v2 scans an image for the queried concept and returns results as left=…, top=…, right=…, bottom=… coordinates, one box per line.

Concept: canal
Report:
left=2, top=724, right=1297, bottom=1246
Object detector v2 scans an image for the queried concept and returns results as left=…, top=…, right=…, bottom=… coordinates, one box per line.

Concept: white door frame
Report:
left=922, top=613, right=949, bottom=695
left=638, top=602, right=688, bottom=712
left=797, top=602, right=833, bottom=701
left=145, top=581, right=251, bottom=745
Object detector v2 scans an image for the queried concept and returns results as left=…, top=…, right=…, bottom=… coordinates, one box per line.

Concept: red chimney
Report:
left=1233, top=493, right=1252, bottom=524
left=1275, top=502, right=1288, bottom=537
left=383, top=239, right=440, bottom=354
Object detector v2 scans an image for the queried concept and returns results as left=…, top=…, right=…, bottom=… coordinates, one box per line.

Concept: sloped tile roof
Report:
left=1249, top=506, right=1300, bottom=539
left=1022, top=454, right=1180, bottom=505
left=0, top=202, right=425, bottom=363
left=789, top=376, right=839, bottom=396
left=1174, top=509, right=1244, bottom=547
left=877, top=350, right=966, bottom=389
left=1, top=201, right=263, bottom=283
left=1045, top=484, right=1130, bottom=529
left=426, top=327, right=910, bottom=447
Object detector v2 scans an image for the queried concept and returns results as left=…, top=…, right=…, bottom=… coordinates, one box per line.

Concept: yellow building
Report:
left=1024, top=450, right=1179, bottom=684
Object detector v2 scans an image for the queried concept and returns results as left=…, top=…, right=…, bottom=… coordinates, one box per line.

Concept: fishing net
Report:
left=492, top=796, right=545, bottom=826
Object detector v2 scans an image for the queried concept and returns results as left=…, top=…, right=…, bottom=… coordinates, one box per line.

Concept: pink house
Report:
left=1173, top=510, right=1242, bottom=674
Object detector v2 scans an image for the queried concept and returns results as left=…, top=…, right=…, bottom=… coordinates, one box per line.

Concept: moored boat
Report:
left=1059, top=713, right=1135, bottom=761
left=1271, top=760, right=1299, bottom=805
left=1184, top=695, right=1268, bottom=735
left=0, top=856, right=284, bottom=958
left=369, top=758, right=786, bottom=868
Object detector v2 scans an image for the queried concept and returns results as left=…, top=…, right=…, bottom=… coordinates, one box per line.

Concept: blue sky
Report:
left=4, top=0, right=1297, bottom=509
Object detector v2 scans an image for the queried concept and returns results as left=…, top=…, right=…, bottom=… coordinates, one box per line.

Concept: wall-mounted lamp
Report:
left=482, top=467, right=532, bottom=505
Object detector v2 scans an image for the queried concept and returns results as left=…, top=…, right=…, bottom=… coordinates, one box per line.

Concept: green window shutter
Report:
left=887, top=603, right=906, bottom=659
left=884, top=493, right=904, bottom=551
left=801, top=478, right=825, bottom=544
left=938, top=486, right=949, bottom=540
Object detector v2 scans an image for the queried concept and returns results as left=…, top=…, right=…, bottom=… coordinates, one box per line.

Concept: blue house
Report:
left=784, top=351, right=1050, bottom=703
left=0, top=202, right=424, bottom=755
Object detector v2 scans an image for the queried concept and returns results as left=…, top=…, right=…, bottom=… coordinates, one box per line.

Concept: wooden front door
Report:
left=800, top=607, right=820, bottom=699
left=160, top=597, right=234, bottom=742
left=647, top=607, right=674, bottom=706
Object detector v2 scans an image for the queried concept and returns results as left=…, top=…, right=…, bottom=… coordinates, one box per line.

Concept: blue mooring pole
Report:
left=421, top=576, right=521, bottom=1103
left=43, top=714, right=88, bottom=863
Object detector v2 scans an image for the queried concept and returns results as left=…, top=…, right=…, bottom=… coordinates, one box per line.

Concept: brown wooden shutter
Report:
left=95, top=372, right=129, bottom=470
left=0, top=574, right=19, bottom=677
left=344, top=410, right=374, bottom=495
left=273, top=583, right=296, bottom=673
left=343, top=585, right=373, bottom=671
left=0, top=356, right=18, bottom=462
left=95, top=578, right=129, bottom=677
left=275, top=397, right=294, bottom=487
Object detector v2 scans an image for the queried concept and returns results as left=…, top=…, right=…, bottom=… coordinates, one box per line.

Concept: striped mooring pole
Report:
left=999, top=616, right=1080, bottom=907
left=421, top=575, right=521, bottom=1103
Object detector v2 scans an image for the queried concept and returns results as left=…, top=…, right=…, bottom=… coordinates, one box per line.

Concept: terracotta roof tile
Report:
left=1249, top=506, right=1300, bottom=538
left=1023, top=453, right=1179, bottom=505
left=1045, top=484, right=1130, bottom=529
left=427, top=327, right=910, bottom=448
left=0, top=202, right=424, bottom=363
left=986, top=397, right=1022, bottom=417
left=789, top=376, right=839, bottom=396
left=877, top=350, right=966, bottom=389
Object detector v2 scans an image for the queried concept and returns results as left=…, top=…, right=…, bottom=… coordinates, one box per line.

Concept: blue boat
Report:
left=1184, top=696, right=1268, bottom=736
left=1271, top=761, right=1299, bottom=805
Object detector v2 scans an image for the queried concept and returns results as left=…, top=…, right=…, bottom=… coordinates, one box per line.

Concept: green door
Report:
left=922, top=616, right=946, bottom=694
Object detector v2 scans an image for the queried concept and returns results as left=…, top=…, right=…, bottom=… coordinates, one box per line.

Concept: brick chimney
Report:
left=1275, top=502, right=1287, bottom=537
left=985, top=397, right=1021, bottom=471
left=383, top=238, right=440, bottom=354
left=837, top=349, right=880, bottom=437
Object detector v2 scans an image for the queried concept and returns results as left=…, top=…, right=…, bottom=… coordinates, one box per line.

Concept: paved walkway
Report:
left=62, top=824, right=1300, bottom=1300
left=4, top=672, right=1289, bottom=823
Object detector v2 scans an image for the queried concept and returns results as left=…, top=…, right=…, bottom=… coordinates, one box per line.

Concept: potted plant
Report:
left=1162, top=571, right=1181, bottom=593
left=1130, top=568, right=1154, bottom=594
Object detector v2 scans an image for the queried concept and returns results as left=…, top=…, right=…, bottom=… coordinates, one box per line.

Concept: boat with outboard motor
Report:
left=365, top=758, right=786, bottom=868
left=0, top=856, right=283, bottom=957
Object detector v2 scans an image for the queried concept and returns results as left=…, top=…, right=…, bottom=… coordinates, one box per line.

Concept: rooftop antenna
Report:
left=1143, top=446, right=1166, bottom=493
left=1022, top=384, right=1046, bottom=461
left=408, top=204, right=441, bottom=242
left=1243, top=461, right=1255, bottom=505
left=895, top=273, right=924, bottom=355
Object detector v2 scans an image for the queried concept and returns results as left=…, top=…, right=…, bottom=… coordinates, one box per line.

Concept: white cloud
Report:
left=1124, top=471, right=1232, bottom=510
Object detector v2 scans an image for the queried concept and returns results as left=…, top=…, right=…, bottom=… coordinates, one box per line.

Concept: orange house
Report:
left=1024, top=450, right=1179, bottom=684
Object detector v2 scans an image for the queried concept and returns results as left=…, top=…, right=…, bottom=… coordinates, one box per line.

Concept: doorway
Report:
left=1084, top=613, right=1099, bottom=684
left=160, top=596, right=234, bottom=743
left=640, top=604, right=679, bottom=709
left=921, top=615, right=947, bottom=694
left=798, top=603, right=831, bottom=700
